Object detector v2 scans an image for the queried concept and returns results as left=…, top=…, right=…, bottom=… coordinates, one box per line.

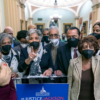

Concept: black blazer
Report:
left=18, top=47, right=53, bottom=76
left=45, top=41, right=66, bottom=71
left=14, top=41, right=20, bottom=47
left=57, top=43, right=71, bottom=83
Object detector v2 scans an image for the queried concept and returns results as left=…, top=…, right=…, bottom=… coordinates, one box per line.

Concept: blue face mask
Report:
left=43, top=36, right=50, bottom=43
left=82, top=49, right=94, bottom=59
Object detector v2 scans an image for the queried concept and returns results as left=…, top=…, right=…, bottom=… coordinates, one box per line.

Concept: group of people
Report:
left=1, top=22, right=100, bottom=100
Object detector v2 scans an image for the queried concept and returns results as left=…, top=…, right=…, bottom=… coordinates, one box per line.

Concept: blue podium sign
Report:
left=16, top=84, right=69, bottom=100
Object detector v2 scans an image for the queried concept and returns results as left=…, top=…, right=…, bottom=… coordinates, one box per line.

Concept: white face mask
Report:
left=50, top=39, right=59, bottom=47
left=20, top=43, right=28, bottom=48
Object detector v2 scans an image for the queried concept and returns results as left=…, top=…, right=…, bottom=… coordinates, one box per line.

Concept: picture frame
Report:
left=35, top=23, right=45, bottom=32
left=63, top=23, right=73, bottom=33
left=83, top=21, right=88, bottom=36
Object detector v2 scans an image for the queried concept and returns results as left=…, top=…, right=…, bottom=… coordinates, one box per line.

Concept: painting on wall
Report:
left=63, top=23, right=73, bottom=33
left=83, top=21, right=88, bottom=36
left=35, top=23, right=45, bottom=33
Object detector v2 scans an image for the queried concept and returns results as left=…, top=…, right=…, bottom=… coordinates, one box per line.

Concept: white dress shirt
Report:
left=71, top=47, right=81, bottom=59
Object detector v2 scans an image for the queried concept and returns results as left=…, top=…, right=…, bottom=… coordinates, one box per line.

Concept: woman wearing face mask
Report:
left=92, top=22, right=100, bottom=45
left=13, top=30, right=28, bottom=52
left=68, top=36, right=100, bottom=100
left=0, top=33, right=21, bottom=80
left=18, top=29, right=53, bottom=83
left=89, top=22, right=100, bottom=55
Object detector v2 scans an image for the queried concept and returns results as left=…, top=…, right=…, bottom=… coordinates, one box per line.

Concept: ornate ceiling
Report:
left=27, top=0, right=86, bottom=7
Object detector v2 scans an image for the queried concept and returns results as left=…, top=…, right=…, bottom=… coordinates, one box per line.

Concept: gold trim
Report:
left=83, top=21, right=88, bottom=36
left=35, top=23, right=45, bottom=29
left=63, top=23, right=73, bottom=33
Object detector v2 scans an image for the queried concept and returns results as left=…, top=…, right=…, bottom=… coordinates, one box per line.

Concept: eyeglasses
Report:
left=49, top=34, right=58, bottom=38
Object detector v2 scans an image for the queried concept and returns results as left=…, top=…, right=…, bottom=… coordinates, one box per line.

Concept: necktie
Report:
left=73, top=49, right=78, bottom=58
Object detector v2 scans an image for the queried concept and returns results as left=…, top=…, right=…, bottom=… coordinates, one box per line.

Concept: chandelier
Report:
left=50, top=0, right=62, bottom=20
left=50, top=11, right=62, bottom=20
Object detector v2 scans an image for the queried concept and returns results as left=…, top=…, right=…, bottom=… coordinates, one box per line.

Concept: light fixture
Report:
left=50, top=0, right=62, bottom=20
left=50, top=11, right=62, bottom=20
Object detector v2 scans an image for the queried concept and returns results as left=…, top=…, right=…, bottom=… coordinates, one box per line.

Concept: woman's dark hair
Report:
left=17, top=30, right=27, bottom=40
left=93, top=22, right=100, bottom=28
left=78, top=36, right=99, bottom=56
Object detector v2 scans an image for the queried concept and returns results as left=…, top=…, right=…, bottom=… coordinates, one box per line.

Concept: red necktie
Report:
left=73, top=49, right=78, bottom=58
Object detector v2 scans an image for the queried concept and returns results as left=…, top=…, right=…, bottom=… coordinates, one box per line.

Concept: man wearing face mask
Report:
left=45, top=26, right=66, bottom=80
left=61, top=33, right=67, bottom=42
left=13, top=30, right=28, bottom=52
left=56, top=27, right=81, bottom=83
left=41, top=28, right=50, bottom=47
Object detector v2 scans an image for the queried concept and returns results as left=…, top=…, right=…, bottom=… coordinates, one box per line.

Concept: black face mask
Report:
left=62, top=36, right=65, bottom=40
left=1, top=45, right=11, bottom=55
left=82, top=49, right=94, bottom=59
left=68, top=38, right=79, bottom=47
left=43, top=36, right=50, bottom=43
left=90, top=33, right=100, bottom=40
left=30, top=42, right=39, bottom=50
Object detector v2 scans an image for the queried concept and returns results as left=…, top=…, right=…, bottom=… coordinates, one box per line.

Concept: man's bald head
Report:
left=4, top=26, right=13, bottom=37
left=28, top=25, right=36, bottom=30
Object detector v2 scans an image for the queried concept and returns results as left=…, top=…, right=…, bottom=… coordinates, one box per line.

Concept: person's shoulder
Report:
left=94, top=55, right=100, bottom=60
left=70, top=56, right=82, bottom=64
left=13, top=45, right=19, bottom=50
left=59, top=41, right=66, bottom=46
left=44, top=44, right=51, bottom=49
left=21, top=47, right=27, bottom=53
left=43, top=46, right=50, bottom=52
left=14, top=41, right=20, bottom=46
left=58, top=43, right=68, bottom=51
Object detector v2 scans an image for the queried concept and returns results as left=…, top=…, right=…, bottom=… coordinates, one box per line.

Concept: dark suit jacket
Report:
left=18, top=46, right=54, bottom=83
left=14, top=41, right=20, bottom=47
left=57, top=43, right=71, bottom=83
left=45, top=41, right=66, bottom=71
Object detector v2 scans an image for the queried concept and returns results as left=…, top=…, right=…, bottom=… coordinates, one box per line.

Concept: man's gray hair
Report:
left=49, top=26, right=59, bottom=34
left=26, top=29, right=42, bottom=41
left=0, top=33, right=13, bottom=46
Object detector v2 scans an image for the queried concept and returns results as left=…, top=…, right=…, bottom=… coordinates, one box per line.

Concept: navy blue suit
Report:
left=44, top=41, right=66, bottom=83
left=18, top=46, right=54, bottom=83
left=45, top=41, right=66, bottom=71
left=57, top=43, right=71, bottom=83
left=41, top=37, right=50, bottom=47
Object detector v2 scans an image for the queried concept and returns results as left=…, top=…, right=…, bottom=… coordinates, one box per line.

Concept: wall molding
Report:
left=92, top=3, right=100, bottom=9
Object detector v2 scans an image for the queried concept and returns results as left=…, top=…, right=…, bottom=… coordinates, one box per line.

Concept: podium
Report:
left=14, top=75, right=69, bottom=100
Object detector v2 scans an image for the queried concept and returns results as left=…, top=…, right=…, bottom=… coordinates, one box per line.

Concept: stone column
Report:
left=92, top=3, right=100, bottom=25
left=3, top=0, right=26, bottom=36
left=28, top=17, right=33, bottom=26
left=75, top=16, right=80, bottom=28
